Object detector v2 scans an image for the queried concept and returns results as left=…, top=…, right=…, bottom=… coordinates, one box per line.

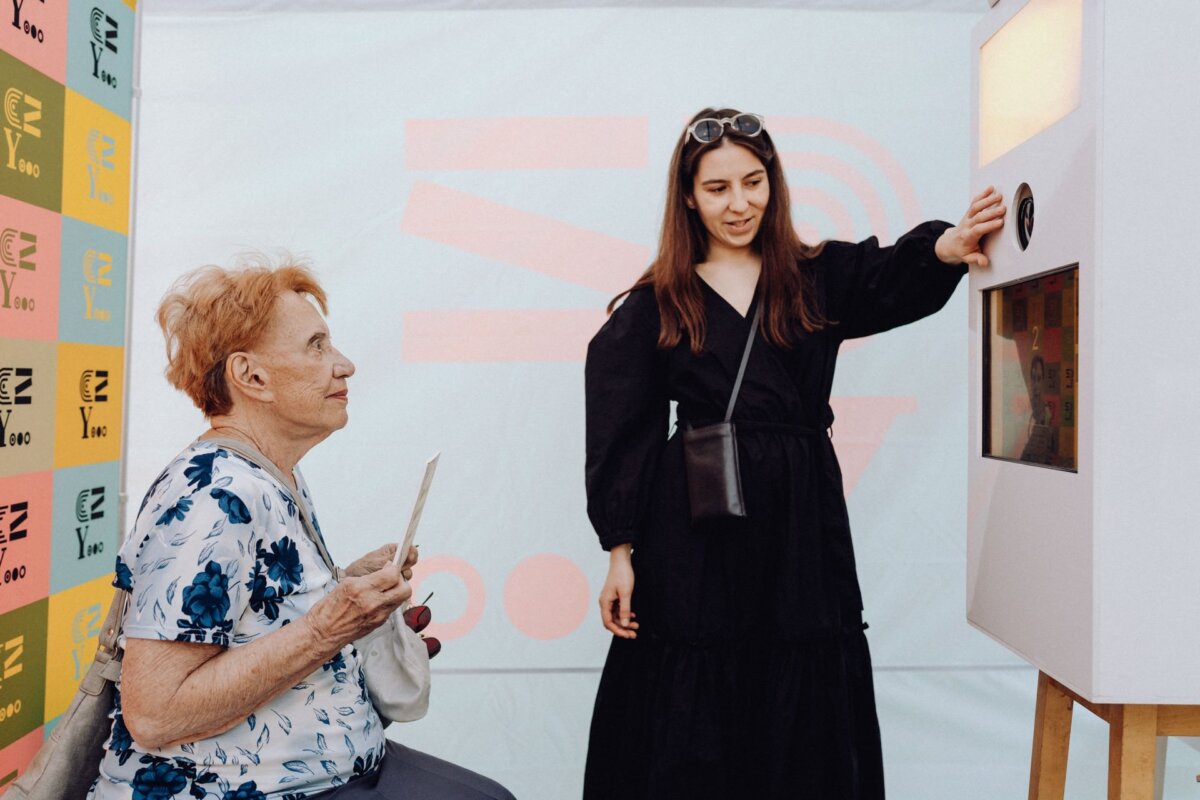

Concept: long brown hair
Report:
left=610, top=107, right=827, bottom=352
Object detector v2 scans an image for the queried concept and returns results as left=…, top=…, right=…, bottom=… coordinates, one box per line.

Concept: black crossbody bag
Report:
left=681, top=299, right=763, bottom=522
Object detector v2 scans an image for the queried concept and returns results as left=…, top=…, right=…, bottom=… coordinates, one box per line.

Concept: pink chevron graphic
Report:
left=829, top=396, right=919, bottom=496
left=406, top=116, right=649, bottom=171
left=400, top=181, right=649, bottom=294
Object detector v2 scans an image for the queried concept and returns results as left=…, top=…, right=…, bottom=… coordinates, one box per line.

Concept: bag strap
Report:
left=99, top=587, right=128, bottom=657
left=723, top=298, right=764, bottom=423
left=201, top=437, right=340, bottom=576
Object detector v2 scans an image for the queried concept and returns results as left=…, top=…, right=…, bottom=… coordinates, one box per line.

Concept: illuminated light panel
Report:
left=979, top=0, right=1083, bottom=166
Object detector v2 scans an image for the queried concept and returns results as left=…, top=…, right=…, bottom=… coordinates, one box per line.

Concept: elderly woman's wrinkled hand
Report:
left=344, top=544, right=419, bottom=581
left=305, top=562, right=412, bottom=645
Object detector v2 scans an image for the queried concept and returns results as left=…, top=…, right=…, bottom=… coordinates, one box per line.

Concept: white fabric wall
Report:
left=124, top=6, right=1200, bottom=798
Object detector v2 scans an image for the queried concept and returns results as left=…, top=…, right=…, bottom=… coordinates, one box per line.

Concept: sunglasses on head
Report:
left=685, top=113, right=765, bottom=144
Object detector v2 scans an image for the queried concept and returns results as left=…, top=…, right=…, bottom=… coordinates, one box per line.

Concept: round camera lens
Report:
left=1014, top=183, right=1035, bottom=251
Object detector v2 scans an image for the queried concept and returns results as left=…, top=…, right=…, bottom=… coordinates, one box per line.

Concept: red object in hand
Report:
left=402, top=601, right=441, bottom=659
left=403, top=605, right=431, bottom=633
left=423, top=637, right=442, bottom=659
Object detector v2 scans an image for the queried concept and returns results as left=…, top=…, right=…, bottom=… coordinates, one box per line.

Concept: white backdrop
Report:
left=122, top=4, right=1200, bottom=799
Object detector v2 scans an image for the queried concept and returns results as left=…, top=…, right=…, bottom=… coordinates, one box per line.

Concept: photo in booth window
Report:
left=983, top=266, right=1078, bottom=471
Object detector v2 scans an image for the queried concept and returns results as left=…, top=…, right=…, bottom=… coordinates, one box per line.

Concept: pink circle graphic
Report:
left=503, top=553, right=590, bottom=640
left=409, top=555, right=486, bottom=642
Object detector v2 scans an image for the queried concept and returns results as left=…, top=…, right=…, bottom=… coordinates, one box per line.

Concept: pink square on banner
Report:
left=0, top=470, right=52, bottom=617
left=0, top=195, right=61, bottom=341
left=0, top=726, right=45, bottom=792
left=0, top=2, right=69, bottom=84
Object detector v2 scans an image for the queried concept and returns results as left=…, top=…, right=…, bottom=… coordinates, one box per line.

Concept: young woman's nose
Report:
left=729, top=187, right=750, bottom=213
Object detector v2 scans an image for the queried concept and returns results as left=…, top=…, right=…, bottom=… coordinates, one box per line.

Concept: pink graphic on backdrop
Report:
left=406, top=117, right=648, bottom=171
left=0, top=195, right=62, bottom=341
left=401, top=181, right=649, bottom=295
left=770, top=116, right=923, bottom=234
left=409, top=554, right=486, bottom=642
left=404, top=308, right=605, bottom=363
left=829, top=396, right=919, bottom=495
left=503, top=553, right=590, bottom=640
left=400, top=114, right=922, bottom=365
left=791, top=186, right=856, bottom=243
left=782, top=152, right=892, bottom=244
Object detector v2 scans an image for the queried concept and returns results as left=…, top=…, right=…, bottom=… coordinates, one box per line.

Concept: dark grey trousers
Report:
left=310, top=741, right=516, bottom=800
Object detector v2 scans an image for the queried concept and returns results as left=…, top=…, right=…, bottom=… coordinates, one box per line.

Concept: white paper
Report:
left=394, top=451, right=440, bottom=565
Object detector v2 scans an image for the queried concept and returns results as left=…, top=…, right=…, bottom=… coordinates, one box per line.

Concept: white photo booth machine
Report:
left=967, top=0, right=1200, bottom=791
left=968, top=0, right=1200, bottom=704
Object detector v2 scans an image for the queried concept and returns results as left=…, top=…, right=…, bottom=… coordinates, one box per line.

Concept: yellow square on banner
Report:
left=53, top=342, right=123, bottom=468
left=60, top=91, right=130, bottom=235
left=44, top=573, right=113, bottom=722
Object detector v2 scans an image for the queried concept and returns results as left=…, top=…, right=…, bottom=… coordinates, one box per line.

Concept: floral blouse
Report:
left=89, top=441, right=386, bottom=800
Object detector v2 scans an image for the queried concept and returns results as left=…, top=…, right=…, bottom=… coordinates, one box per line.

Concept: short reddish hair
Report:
left=156, top=258, right=329, bottom=417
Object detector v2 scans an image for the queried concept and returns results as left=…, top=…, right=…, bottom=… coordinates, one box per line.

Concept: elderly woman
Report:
left=89, top=261, right=514, bottom=800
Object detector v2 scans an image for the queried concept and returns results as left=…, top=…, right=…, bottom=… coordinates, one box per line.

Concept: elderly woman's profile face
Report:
left=252, top=290, right=355, bottom=437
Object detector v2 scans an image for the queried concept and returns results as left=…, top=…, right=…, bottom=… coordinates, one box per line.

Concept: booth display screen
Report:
left=983, top=267, right=1078, bottom=471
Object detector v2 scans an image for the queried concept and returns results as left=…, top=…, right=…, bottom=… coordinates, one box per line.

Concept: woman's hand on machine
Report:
left=599, top=544, right=638, bottom=639
left=935, top=186, right=1007, bottom=268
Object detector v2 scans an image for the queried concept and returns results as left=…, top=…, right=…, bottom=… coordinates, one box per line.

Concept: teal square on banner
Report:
left=65, top=0, right=134, bottom=120
left=57, top=217, right=127, bottom=346
left=50, top=461, right=119, bottom=594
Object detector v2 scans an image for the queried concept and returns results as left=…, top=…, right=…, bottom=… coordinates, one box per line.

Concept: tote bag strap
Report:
left=201, top=437, right=340, bottom=577
left=96, top=587, right=128, bottom=675
left=723, top=299, right=765, bottom=423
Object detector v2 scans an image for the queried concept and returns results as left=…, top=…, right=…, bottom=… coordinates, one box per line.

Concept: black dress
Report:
left=582, top=222, right=966, bottom=800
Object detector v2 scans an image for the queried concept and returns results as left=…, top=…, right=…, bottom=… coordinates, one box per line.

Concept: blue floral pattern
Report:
left=90, top=441, right=384, bottom=800
left=210, top=488, right=252, bottom=525
left=263, top=539, right=302, bottom=592
left=114, top=557, right=133, bottom=592
left=108, top=688, right=136, bottom=767
left=131, top=760, right=189, bottom=800
left=155, top=496, right=193, bottom=526
left=221, top=782, right=267, bottom=800
left=176, top=562, right=234, bottom=645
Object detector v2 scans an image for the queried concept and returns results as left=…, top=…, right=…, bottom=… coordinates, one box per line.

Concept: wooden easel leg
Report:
left=1108, top=704, right=1158, bottom=800
left=1152, top=736, right=1167, bottom=800
left=1030, top=671, right=1074, bottom=800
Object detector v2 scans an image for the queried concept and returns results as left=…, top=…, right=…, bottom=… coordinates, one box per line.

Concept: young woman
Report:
left=583, top=109, right=1004, bottom=798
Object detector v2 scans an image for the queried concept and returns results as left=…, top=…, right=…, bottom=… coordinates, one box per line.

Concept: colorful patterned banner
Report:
left=0, top=0, right=137, bottom=789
